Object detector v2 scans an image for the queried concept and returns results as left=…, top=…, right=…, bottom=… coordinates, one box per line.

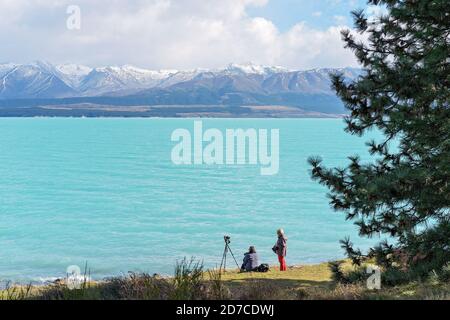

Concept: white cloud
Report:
left=0, top=0, right=360, bottom=70
left=280, top=23, right=357, bottom=69
left=333, top=15, right=347, bottom=25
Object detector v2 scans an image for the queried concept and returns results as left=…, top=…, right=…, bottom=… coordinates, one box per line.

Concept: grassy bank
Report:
left=218, top=262, right=449, bottom=300
left=1, top=260, right=449, bottom=300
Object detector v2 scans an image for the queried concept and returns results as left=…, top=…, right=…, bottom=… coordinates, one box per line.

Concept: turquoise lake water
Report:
left=0, top=118, right=384, bottom=283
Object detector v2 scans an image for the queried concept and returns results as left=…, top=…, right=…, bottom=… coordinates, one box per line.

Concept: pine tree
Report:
left=309, top=0, right=449, bottom=273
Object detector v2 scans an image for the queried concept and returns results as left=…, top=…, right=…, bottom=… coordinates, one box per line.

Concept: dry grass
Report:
left=1, top=260, right=448, bottom=300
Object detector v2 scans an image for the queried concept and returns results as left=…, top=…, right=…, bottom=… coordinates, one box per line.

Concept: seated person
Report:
left=241, top=246, right=259, bottom=272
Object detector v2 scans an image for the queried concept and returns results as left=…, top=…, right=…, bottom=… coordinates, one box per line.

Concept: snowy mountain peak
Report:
left=55, top=64, right=93, bottom=88
left=0, top=61, right=361, bottom=100
left=29, top=60, right=54, bottom=70
left=56, top=64, right=93, bottom=76
left=225, top=62, right=288, bottom=75
left=93, top=65, right=178, bottom=80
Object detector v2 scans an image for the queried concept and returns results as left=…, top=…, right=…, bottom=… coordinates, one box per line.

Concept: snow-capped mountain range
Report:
left=0, top=61, right=361, bottom=100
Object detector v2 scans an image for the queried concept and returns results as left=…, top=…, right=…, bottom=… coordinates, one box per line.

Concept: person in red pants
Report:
left=272, top=228, right=288, bottom=271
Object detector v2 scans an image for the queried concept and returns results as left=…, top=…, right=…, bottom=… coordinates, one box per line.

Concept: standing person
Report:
left=272, top=229, right=287, bottom=271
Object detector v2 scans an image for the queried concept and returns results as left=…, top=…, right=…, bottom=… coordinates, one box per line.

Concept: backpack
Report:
left=257, top=264, right=270, bottom=273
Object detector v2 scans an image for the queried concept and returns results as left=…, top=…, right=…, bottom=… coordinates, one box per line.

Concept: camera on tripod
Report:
left=220, top=235, right=239, bottom=273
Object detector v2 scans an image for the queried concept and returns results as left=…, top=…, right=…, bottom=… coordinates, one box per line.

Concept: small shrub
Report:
left=170, top=257, right=205, bottom=300
left=345, top=266, right=368, bottom=284
left=328, top=261, right=348, bottom=284
left=101, top=273, right=173, bottom=300
left=381, top=267, right=410, bottom=286
left=38, top=262, right=97, bottom=300
left=0, top=282, right=33, bottom=300
left=438, top=263, right=450, bottom=282
left=329, top=260, right=369, bottom=285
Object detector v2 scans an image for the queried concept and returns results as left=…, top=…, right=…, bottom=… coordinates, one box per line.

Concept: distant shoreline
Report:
left=0, top=103, right=346, bottom=119
left=0, top=101, right=345, bottom=118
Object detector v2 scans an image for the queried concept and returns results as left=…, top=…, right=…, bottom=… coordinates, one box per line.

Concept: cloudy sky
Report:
left=0, top=0, right=375, bottom=70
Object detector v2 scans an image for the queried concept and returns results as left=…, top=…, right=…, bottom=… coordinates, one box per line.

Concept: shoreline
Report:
left=1, top=260, right=337, bottom=294
left=0, top=260, right=333, bottom=288
left=0, top=103, right=346, bottom=118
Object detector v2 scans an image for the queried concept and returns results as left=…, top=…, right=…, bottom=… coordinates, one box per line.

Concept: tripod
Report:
left=220, top=236, right=240, bottom=273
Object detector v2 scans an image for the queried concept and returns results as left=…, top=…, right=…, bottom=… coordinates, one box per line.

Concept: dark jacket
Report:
left=272, top=235, right=287, bottom=257
left=241, top=252, right=259, bottom=272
